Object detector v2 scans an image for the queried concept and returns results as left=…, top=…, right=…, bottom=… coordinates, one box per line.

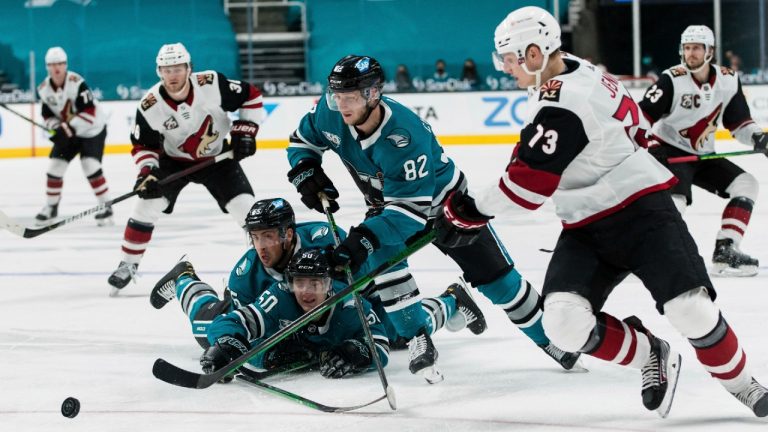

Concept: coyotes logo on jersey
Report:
left=179, top=115, right=219, bottom=158
left=679, top=103, right=722, bottom=151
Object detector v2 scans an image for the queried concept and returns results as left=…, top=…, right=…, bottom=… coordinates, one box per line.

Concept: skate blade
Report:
left=657, top=352, right=682, bottom=418
left=566, top=358, right=589, bottom=373
left=108, top=286, right=121, bottom=297
left=421, top=365, right=444, bottom=384
left=96, top=217, right=115, bottom=227
left=710, top=263, right=758, bottom=278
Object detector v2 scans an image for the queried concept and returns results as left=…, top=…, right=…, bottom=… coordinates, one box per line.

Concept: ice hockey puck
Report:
left=61, top=397, right=80, bottom=418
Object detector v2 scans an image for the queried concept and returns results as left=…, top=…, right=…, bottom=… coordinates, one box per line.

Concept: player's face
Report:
left=250, top=228, right=285, bottom=267
left=46, top=62, right=67, bottom=86
left=331, top=89, right=375, bottom=125
left=683, top=43, right=708, bottom=69
left=291, top=276, right=331, bottom=311
left=159, top=64, right=189, bottom=94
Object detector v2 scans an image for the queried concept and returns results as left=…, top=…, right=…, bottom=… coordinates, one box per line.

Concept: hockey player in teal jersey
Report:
left=286, top=54, right=582, bottom=379
left=151, top=197, right=485, bottom=376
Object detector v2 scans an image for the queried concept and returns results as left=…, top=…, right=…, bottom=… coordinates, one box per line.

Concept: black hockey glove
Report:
left=199, top=335, right=250, bottom=375
left=319, top=339, right=372, bottom=379
left=230, top=120, right=259, bottom=161
left=134, top=166, right=165, bottom=199
left=434, top=190, right=493, bottom=249
left=287, top=159, right=340, bottom=213
left=262, top=336, right=317, bottom=370
left=49, top=123, right=74, bottom=146
left=752, top=132, right=768, bottom=158
left=329, top=224, right=379, bottom=275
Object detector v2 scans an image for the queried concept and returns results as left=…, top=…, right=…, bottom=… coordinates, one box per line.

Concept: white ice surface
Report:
left=1, top=142, right=767, bottom=431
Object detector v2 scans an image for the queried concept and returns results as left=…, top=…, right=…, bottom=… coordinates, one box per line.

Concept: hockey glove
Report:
left=434, top=190, right=493, bottom=249
left=329, top=224, right=379, bottom=275
left=230, top=120, right=259, bottom=161
left=753, top=132, right=768, bottom=158
left=262, top=336, right=317, bottom=370
left=49, top=123, right=74, bottom=146
left=319, top=339, right=372, bottom=379
left=199, top=334, right=250, bottom=375
left=287, top=159, right=340, bottom=213
left=134, top=166, right=164, bottom=199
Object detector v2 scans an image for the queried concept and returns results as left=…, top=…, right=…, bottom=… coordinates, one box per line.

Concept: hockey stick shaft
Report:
left=667, top=149, right=765, bottom=164
left=0, top=151, right=233, bottom=238
left=0, top=103, right=49, bottom=131
left=152, top=229, right=436, bottom=389
left=320, top=195, right=396, bottom=410
left=236, top=374, right=386, bottom=413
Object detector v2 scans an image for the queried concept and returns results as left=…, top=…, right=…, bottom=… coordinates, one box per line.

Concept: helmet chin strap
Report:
left=521, top=53, right=551, bottom=91
left=164, top=68, right=192, bottom=100
left=682, top=48, right=714, bottom=74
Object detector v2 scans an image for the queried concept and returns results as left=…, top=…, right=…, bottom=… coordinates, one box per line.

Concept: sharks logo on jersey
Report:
left=311, top=226, right=330, bottom=240
left=235, top=256, right=251, bottom=276
left=386, top=129, right=411, bottom=148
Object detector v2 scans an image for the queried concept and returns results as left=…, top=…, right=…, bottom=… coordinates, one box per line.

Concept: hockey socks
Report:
left=718, top=197, right=753, bottom=244
left=689, top=313, right=750, bottom=393
left=120, top=218, right=154, bottom=262
left=581, top=313, right=651, bottom=368
left=87, top=169, right=110, bottom=202
left=175, top=275, right=221, bottom=347
left=477, top=269, right=548, bottom=345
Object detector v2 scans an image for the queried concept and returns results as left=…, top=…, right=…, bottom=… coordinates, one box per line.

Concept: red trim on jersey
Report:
left=75, top=113, right=94, bottom=124
left=241, top=102, right=263, bottom=109
left=563, top=177, right=678, bottom=229
left=247, top=85, right=262, bottom=99
left=506, top=159, right=561, bottom=197
left=82, top=106, right=96, bottom=116
left=161, top=83, right=194, bottom=111
left=498, top=179, right=543, bottom=210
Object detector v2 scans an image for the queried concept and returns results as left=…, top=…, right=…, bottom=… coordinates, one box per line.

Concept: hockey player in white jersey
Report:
left=639, top=25, right=767, bottom=277
left=35, top=46, right=113, bottom=226
left=107, top=43, right=264, bottom=295
left=435, top=6, right=768, bottom=418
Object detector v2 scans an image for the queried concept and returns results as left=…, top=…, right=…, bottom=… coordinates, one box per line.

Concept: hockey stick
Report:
left=0, top=103, right=50, bottom=131
left=668, top=149, right=766, bottom=164
left=0, top=151, right=234, bottom=238
left=320, top=194, right=397, bottom=410
left=152, top=230, right=436, bottom=389
left=236, top=374, right=386, bottom=413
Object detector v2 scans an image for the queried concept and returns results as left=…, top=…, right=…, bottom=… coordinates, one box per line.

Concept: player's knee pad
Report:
left=672, top=194, right=687, bottom=215
left=225, top=193, right=255, bottom=227
left=663, top=286, right=720, bottom=339
left=79, top=157, right=102, bottom=177
left=542, top=292, right=596, bottom=352
left=726, top=173, right=759, bottom=202
left=130, top=198, right=167, bottom=223
left=47, top=158, right=69, bottom=177
left=373, top=269, right=420, bottom=312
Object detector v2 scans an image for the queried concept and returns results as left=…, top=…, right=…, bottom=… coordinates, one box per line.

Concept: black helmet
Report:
left=327, top=55, right=384, bottom=92
left=286, top=247, right=331, bottom=284
left=245, top=198, right=295, bottom=232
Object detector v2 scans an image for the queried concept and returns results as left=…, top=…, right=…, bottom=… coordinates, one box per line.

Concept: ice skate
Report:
left=640, top=334, right=681, bottom=418
left=539, top=342, right=588, bottom=372
left=34, top=204, right=58, bottom=226
left=150, top=260, right=198, bottom=309
left=443, top=280, right=487, bottom=335
left=408, top=328, right=443, bottom=384
left=108, top=261, right=138, bottom=296
left=712, top=238, right=759, bottom=277
left=94, top=205, right=114, bottom=227
left=731, top=378, right=768, bottom=417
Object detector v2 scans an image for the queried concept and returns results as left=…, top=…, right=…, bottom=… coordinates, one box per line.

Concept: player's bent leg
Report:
left=224, top=193, right=255, bottom=228
left=664, top=288, right=768, bottom=417
left=478, top=269, right=549, bottom=345
left=36, top=158, right=69, bottom=225
left=108, top=198, right=167, bottom=294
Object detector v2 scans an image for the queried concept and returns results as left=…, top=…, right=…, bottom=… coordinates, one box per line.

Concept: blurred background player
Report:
left=150, top=199, right=485, bottom=377
left=437, top=6, right=768, bottom=417
left=638, top=25, right=768, bottom=277
left=35, top=46, right=113, bottom=226
left=107, top=42, right=264, bottom=295
left=286, top=54, right=581, bottom=382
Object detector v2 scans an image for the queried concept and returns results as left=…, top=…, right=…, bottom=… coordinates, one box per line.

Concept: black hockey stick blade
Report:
left=0, top=151, right=233, bottom=239
left=236, top=374, right=387, bottom=413
left=152, top=230, right=436, bottom=389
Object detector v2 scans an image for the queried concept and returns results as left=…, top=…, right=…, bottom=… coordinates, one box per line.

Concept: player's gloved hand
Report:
left=319, top=339, right=372, bottom=379
left=287, top=159, right=340, bottom=213
left=434, top=190, right=493, bottom=248
left=262, top=336, right=316, bottom=370
left=752, top=132, right=768, bottom=158
left=199, top=335, right=249, bottom=375
left=230, top=120, right=259, bottom=161
left=329, top=224, right=379, bottom=275
left=646, top=142, right=670, bottom=167
left=49, top=123, right=74, bottom=146
left=134, top=166, right=164, bottom=199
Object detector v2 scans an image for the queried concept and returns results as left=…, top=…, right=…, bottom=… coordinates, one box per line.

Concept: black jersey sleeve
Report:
left=638, top=74, right=674, bottom=124
left=722, top=79, right=754, bottom=131
left=130, top=109, right=163, bottom=149
left=73, top=81, right=97, bottom=114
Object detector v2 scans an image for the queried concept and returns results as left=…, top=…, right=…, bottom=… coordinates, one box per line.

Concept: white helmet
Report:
left=492, top=6, right=561, bottom=88
left=679, top=25, right=714, bottom=72
left=45, top=46, right=67, bottom=64
left=155, top=43, right=191, bottom=77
